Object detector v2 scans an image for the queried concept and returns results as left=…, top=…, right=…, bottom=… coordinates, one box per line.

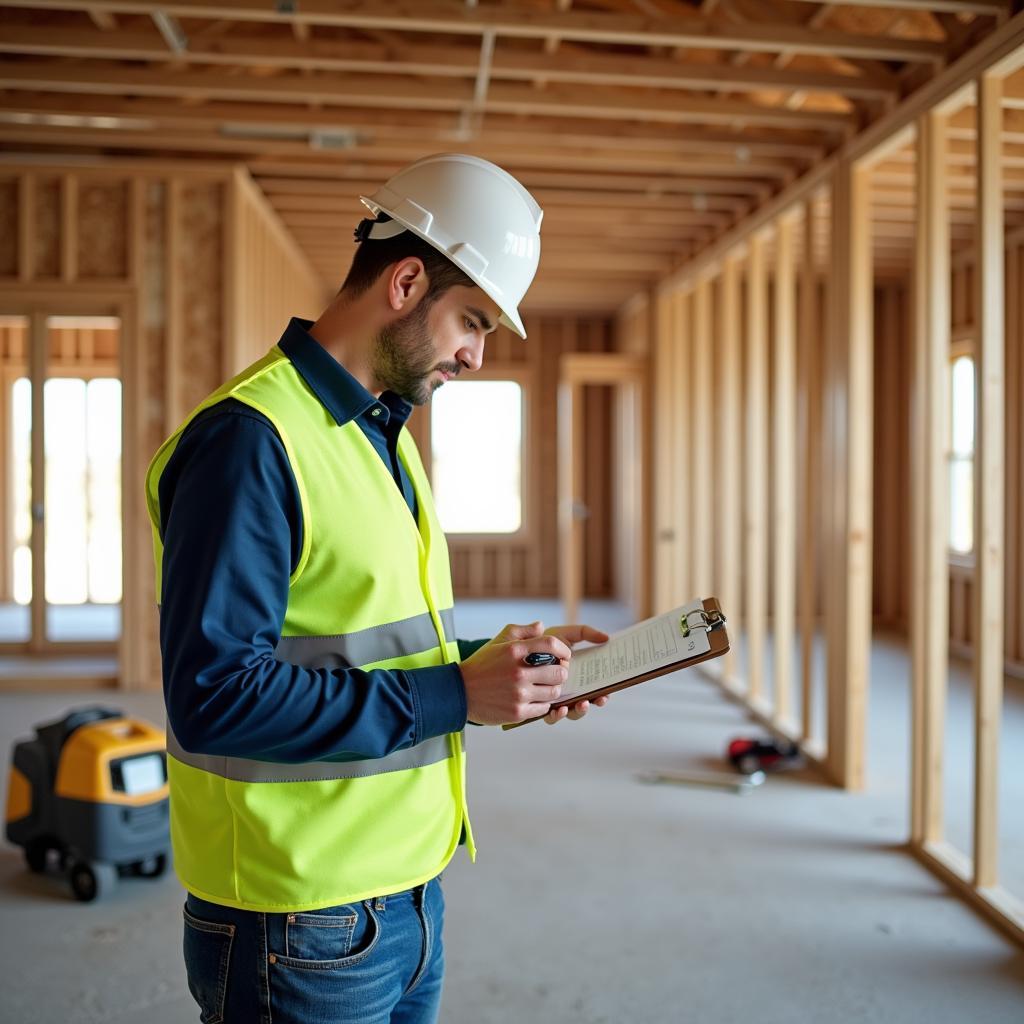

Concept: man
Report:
left=146, top=153, right=608, bottom=1024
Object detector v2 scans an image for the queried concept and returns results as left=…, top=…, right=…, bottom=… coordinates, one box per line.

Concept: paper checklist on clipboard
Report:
left=503, top=596, right=729, bottom=729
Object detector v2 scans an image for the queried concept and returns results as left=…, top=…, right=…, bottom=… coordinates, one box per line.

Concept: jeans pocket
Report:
left=182, top=904, right=235, bottom=1024
left=285, top=906, right=357, bottom=961
left=273, top=901, right=380, bottom=970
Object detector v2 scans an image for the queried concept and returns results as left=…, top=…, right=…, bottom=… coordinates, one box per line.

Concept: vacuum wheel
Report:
left=68, top=860, right=118, bottom=902
left=24, top=837, right=53, bottom=873
left=135, top=853, right=168, bottom=879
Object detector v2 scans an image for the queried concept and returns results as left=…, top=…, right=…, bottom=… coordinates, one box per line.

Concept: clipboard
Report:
left=502, top=596, right=729, bottom=730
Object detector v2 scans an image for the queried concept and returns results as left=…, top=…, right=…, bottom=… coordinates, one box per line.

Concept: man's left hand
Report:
left=540, top=624, right=610, bottom=726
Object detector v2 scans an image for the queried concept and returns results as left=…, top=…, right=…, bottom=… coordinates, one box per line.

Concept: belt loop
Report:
left=374, top=894, right=386, bottom=912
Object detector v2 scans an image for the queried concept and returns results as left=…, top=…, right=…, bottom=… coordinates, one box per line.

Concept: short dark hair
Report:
left=341, top=216, right=474, bottom=303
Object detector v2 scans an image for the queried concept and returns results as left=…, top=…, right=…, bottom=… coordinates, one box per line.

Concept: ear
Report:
left=386, top=257, right=429, bottom=313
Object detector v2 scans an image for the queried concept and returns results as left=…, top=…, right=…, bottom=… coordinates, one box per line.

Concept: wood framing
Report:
left=798, top=198, right=821, bottom=745
left=824, top=157, right=872, bottom=792
left=718, top=259, right=742, bottom=680
left=772, top=214, right=798, bottom=732
left=910, top=109, right=951, bottom=846
left=557, top=353, right=645, bottom=625
left=972, top=71, right=1005, bottom=889
left=692, top=276, right=713, bottom=599
left=744, top=233, right=768, bottom=706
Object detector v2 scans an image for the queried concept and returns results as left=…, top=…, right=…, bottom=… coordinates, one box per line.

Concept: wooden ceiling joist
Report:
left=0, top=25, right=901, bottom=101
left=0, top=93, right=834, bottom=159
left=0, top=63, right=859, bottom=132
left=5, top=0, right=951, bottom=64
left=786, top=0, right=1003, bottom=14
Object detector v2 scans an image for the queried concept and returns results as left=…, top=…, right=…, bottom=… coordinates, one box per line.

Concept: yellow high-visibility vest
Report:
left=145, top=346, right=473, bottom=912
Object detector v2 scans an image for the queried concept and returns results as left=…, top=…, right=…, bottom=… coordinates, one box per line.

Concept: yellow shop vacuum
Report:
left=5, top=707, right=170, bottom=901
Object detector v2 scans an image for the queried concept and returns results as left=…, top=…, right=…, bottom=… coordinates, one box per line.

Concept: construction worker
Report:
left=146, top=153, right=609, bottom=1024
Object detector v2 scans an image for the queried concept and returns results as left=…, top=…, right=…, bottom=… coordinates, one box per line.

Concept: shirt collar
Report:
left=277, top=317, right=410, bottom=429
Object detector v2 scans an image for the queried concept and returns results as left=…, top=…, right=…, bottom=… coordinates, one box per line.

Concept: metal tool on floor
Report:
left=636, top=768, right=766, bottom=795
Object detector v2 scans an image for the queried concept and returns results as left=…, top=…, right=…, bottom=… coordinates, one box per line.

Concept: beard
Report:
left=371, top=300, right=460, bottom=405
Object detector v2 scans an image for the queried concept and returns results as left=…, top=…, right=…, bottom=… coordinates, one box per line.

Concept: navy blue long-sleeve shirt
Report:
left=157, top=318, right=486, bottom=763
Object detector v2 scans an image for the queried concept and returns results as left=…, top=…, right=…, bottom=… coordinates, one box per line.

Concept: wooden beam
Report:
left=0, top=63, right=859, bottom=132
left=786, top=0, right=1004, bottom=13
left=692, top=276, right=713, bottom=597
left=719, top=257, right=741, bottom=679
left=772, top=213, right=797, bottom=731
left=652, top=291, right=675, bottom=612
left=18, top=173, right=34, bottom=283
left=4, top=1, right=950, bottom=63
left=798, top=197, right=820, bottom=744
left=972, top=71, right=1005, bottom=890
left=0, top=24, right=900, bottom=99
left=745, top=232, right=769, bottom=704
left=673, top=289, right=692, bottom=604
left=61, top=174, right=78, bottom=283
left=28, top=312, right=45, bottom=652
left=910, top=109, right=950, bottom=845
left=0, top=93, right=832, bottom=159
left=825, top=157, right=872, bottom=791
left=165, top=179, right=182, bottom=435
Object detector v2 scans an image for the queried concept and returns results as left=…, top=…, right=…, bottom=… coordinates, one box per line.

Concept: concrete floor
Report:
left=1, top=600, right=1022, bottom=1023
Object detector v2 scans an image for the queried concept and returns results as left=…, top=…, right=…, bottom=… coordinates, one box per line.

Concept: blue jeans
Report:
left=182, top=878, right=445, bottom=1024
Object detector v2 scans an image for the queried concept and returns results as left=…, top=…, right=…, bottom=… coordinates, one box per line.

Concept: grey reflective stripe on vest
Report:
left=274, top=607, right=457, bottom=668
left=166, top=726, right=452, bottom=783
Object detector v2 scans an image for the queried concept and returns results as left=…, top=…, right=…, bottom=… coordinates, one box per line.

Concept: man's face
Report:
left=372, top=284, right=500, bottom=405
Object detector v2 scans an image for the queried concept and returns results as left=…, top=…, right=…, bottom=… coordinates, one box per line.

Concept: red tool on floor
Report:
left=727, top=736, right=803, bottom=775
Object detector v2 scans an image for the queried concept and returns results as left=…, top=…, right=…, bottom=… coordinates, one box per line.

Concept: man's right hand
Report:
left=458, top=621, right=571, bottom=726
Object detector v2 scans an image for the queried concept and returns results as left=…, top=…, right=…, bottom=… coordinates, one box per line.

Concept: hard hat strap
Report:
left=353, top=215, right=408, bottom=243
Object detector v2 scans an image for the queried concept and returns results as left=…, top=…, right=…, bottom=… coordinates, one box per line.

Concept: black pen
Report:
left=524, top=652, right=559, bottom=666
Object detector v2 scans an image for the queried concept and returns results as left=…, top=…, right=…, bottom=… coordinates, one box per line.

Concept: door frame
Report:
left=558, top=353, right=648, bottom=625
left=0, top=285, right=135, bottom=665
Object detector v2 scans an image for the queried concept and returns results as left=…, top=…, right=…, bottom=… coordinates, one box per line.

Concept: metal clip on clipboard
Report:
left=679, top=606, right=728, bottom=638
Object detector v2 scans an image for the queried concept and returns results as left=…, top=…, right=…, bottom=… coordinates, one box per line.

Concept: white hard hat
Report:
left=358, top=153, right=543, bottom=339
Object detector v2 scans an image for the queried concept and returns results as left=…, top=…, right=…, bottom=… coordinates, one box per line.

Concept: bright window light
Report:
left=949, top=354, right=974, bottom=555
left=8, top=376, right=122, bottom=605
left=431, top=380, right=523, bottom=534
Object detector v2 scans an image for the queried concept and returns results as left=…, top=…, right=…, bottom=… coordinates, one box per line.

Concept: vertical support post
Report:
left=973, top=72, right=1005, bottom=888
left=692, top=276, right=713, bottom=597
left=19, top=173, right=35, bottom=283
left=773, top=215, right=797, bottom=728
left=558, top=377, right=582, bottom=626
left=652, top=291, right=674, bottom=613
left=165, top=178, right=182, bottom=435
left=121, top=179, right=147, bottom=689
left=799, top=197, right=821, bottom=744
left=61, top=174, right=78, bottom=284
left=745, top=234, right=769, bottom=704
left=826, top=158, right=872, bottom=791
left=673, top=290, right=691, bottom=604
left=29, top=312, right=45, bottom=652
left=911, top=110, right=950, bottom=844
left=720, top=257, right=742, bottom=679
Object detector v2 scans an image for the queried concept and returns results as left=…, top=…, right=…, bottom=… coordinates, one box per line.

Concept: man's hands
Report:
left=458, top=620, right=610, bottom=727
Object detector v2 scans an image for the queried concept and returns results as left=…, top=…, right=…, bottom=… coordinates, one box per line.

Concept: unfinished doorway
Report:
left=0, top=311, right=122, bottom=657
